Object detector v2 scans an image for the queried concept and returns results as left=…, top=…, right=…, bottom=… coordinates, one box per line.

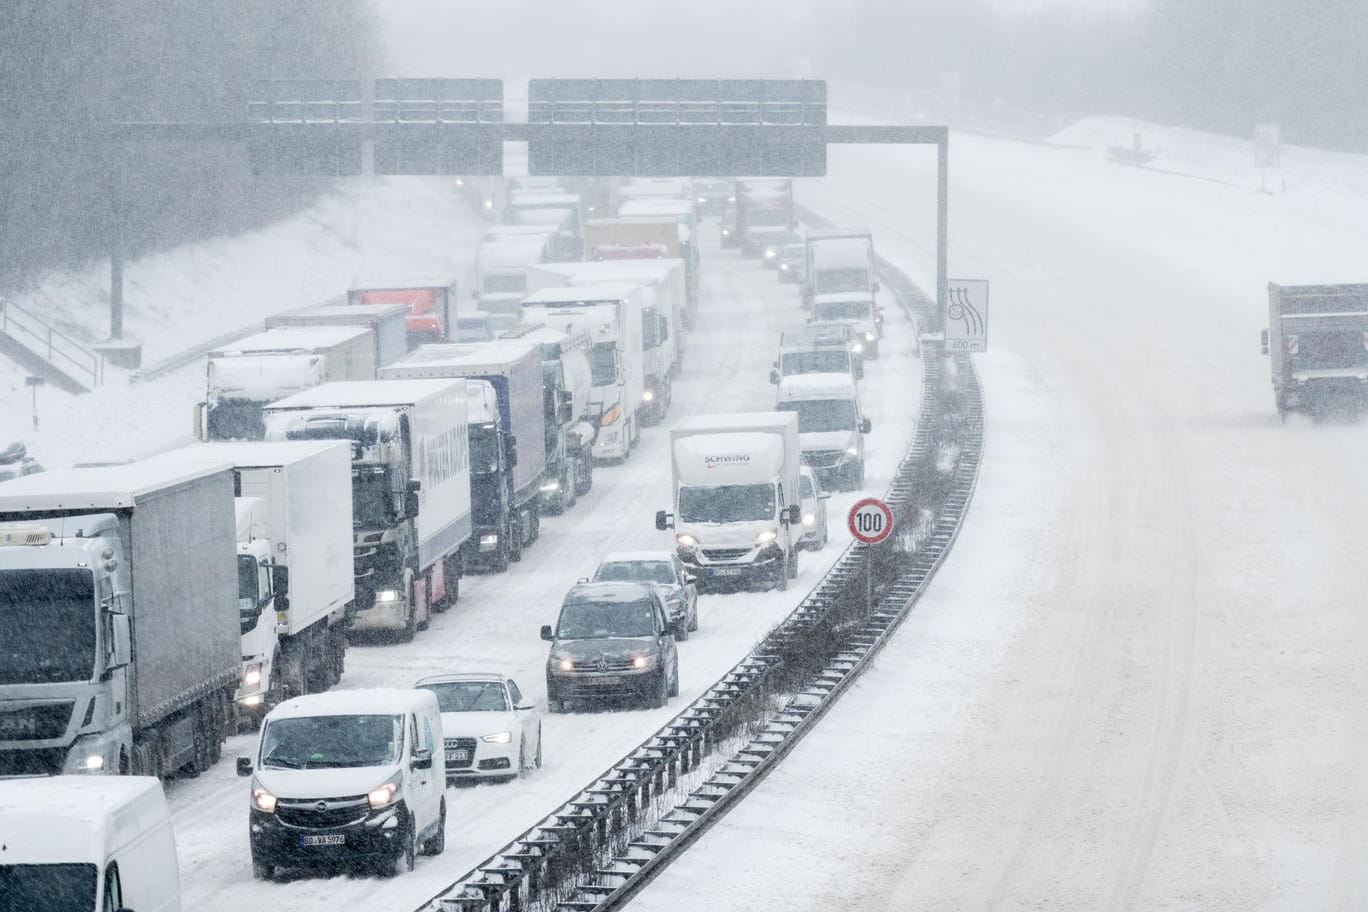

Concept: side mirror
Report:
left=784, top=505, right=802, bottom=525
left=275, top=594, right=290, bottom=614
left=684, top=573, right=697, bottom=585
left=404, top=490, right=420, bottom=518
left=769, top=369, right=779, bottom=385
left=873, top=280, right=881, bottom=293
left=540, top=624, right=554, bottom=641
left=109, top=613, right=131, bottom=669
left=411, top=748, right=433, bottom=771
left=506, top=435, right=518, bottom=468
left=515, top=703, right=535, bottom=712
left=270, top=564, right=289, bottom=599
left=236, top=757, right=253, bottom=777
left=819, top=492, right=831, bottom=500
left=1260, top=328, right=1269, bottom=355
left=576, top=576, right=589, bottom=584
left=193, top=402, right=206, bottom=441
left=655, top=510, right=672, bottom=531
left=860, top=417, right=872, bottom=434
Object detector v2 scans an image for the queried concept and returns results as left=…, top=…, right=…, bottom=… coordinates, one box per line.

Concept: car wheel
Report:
left=674, top=617, right=690, bottom=642
left=252, top=861, right=275, bottom=881
left=688, top=602, right=698, bottom=632
left=534, top=726, right=543, bottom=768
left=387, top=818, right=416, bottom=877
left=774, top=556, right=789, bottom=592
left=787, top=549, right=798, bottom=579
left=650, top=670, right=668, bottom=708
left=421, top=800, right=446, bottom=856
left=668, top=663, right=679, bottom=698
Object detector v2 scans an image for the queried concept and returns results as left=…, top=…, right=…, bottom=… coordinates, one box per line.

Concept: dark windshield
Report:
left=237, top=554, right=263, bottom=634
left=0, top=569, right=97, bottom=685
left=469, top=426, right=500, bottom=475
left=261, top=714, right=402, bottom=770
left=206, top=399, right=265, bottom=441
left=594, top=561, right=675, bottom=586
left=781, top=351, right=851, bottom=375
left=352, top=469, right=395, bottom=528
left=589, top=342, right=618, bottom=386
left=746, top=208, right=790, bottom=227
left=814, top=270, right=871, bottom=295
left=1290, top=332, right=1368, bottom=371
left=812, top=299, right=873, bottom=321
left=778, top=399, right=858, bottom=433
left=678, top=484, right=776, bottom=523
left=557, top=598, right=657, bottom=639
left=418, top=681, right=508, bottom=713
left=0, top=863, right=96, bottom=912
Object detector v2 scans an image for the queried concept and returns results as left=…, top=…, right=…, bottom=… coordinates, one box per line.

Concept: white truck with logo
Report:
left=174, top=440, right=355, bottom=726
left=775, top=373, right=872, bottom=491
left=521, top=284, right=645, bottom=462
left=262, top=380, right=472, bottom=642
left=654, top=413, right=802, bottom=591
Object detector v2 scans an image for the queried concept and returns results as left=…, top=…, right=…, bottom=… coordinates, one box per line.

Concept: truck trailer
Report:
left=1262, top=282, right=1368, bottom=419
left=0, top=454, right=240, bottom=778
left=265, top=301, right=410, bottom=367
left=262, top=380, right=472, bottom=641
left=348, top=279, right=460, bottom=349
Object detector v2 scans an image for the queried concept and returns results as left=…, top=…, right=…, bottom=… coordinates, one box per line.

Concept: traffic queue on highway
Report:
left=0, top=174, right=888, bottom=894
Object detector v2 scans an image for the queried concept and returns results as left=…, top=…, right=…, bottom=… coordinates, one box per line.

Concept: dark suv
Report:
left=541, top=581, right=680, bottom=712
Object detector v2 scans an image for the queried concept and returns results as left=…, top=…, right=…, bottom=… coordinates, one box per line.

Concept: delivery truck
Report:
left=474, top=234, right=553, bottom=320
left=265, top=301, right=410, bottom=367
left=654, top=413, right=802, bottom=591
left=348, top=279, right=460, bottom=348
left=1262, top=282, right=1368, bottom=419
left=262, top=380, right=472, bottom=642
left=0, top=454, right=240, bottom=778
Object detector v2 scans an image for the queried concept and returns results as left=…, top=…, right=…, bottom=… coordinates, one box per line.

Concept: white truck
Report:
left=199, top=325, right=379, bottom=441
left=775, top=373, right=872, bottom=491
left=528, top=259, right=685, bottom=424
left=0, top=775, right=181, bottom=911
left=0, top=454, right=240, bottom=778
left=803, top=228, right=879, bottom=307
left=474, top=234, right=553, bottom=320
left=504, top=191, right=584, bottom=260
left=262, top=380, right=473, bottom=642
left=808, top=292, right=884, bottom=360
left=585, top=216, right=698, bottom=328
left=521, top=284, right=646, bottom=463
left=654, top=413, right=803, bottom=591
left=380, top=342, right=548, bottom=572
left=173, top=440, right=355, bottom=726
left=265, top=301, right=410, bottom=367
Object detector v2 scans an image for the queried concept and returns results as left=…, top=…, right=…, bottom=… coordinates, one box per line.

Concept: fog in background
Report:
left=2, top=0, right=1362, bottom=289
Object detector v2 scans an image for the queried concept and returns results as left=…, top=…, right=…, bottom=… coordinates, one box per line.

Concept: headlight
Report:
left=865, top=331, right=876, bottom=341
left=676, top=533, right=698, bottom=548
left=697, top=196, right=706, bottom=204
left=764, top=249, right=776, bottom=259
left=632, top=655, right=652, bottom=669
left=77, top=754, right=105, bottom=771
left=803, top=512, right=816, bottom=526
left=367, top=777, right=399, bottom=810
left=727, top=195, right=736, bottom=203
left=540, top=480, right=561, bottom=493
left=242, top=664, right=263, bottom=689
left=846, top=446, right=860, bottom=456
left=600, top=403, right=622, bottom=426
left=481, top=731, right=512, bottom=744
left=642, top=389, right=655, bottom=403
left=851, top=342, right=864, bottom=354
left=252, top=786, right=278, bottom=814
left=375, top=590, right=399, bottom=603
left=755, top=529, right=778, bottom=544
left=480, top=533, right=499, bottom=546
left=780, top=263, right=790, bottom=271
left=558, top=657, right=574, bottom=672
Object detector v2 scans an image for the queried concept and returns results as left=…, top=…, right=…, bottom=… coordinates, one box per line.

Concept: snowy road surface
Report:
left=625, top=122, right=1368, bottom=911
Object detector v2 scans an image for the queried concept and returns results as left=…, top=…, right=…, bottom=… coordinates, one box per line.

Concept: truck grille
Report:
left=0, top=747, right=65, bottom=776
left=802, top=450, right=845, bottom=468
left=701, top=548, right=751, bottom=562
left=444, top=737, right=477, bottom=769
left=0, top=702, right=73, bottom=741
left=275, top=795, right=370, bottom=830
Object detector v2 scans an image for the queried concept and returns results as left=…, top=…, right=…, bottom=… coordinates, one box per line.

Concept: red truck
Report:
left=347, top=279, right=459, bottom=348
left=734, top=179, right=794, bottom=257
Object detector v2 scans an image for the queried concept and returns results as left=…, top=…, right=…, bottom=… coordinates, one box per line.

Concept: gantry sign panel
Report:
left=526, top=79, right=827, bottom=177
left=246, top=80, right=365, bottom=176
left=372, top=78, right=504, bottom=176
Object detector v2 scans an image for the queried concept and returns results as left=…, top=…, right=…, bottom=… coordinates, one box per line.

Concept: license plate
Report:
left=583, top=675, right=619, bottom=686
left=712, top=567, right=747, bottom=576
left=446, top=749, right=470, bottom=762
left=299, top=834, right=345, bottom=847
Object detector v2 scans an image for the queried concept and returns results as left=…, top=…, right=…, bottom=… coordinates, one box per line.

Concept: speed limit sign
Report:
left=848, top=498, right=893, bottom=544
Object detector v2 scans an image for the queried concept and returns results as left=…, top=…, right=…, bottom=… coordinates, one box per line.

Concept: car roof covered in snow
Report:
left=266, top=688, right=438, bottom=721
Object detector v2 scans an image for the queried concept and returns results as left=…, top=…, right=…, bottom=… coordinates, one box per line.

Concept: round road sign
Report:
left=848, top=498, right=893, bottom=545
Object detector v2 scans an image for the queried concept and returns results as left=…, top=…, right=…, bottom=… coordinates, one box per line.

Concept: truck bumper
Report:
left=679, top=547, right=784, bottom=591
left=348, top=596, right=410, bottom=632
left=592, top=424, right=629, bottom=461
left=250, top=807, right=406, bottom=871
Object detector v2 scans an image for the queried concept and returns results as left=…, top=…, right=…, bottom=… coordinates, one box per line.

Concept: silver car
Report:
left=797, top=466, right=830, bottom=551
left=591, top=550, right=699, bottom=640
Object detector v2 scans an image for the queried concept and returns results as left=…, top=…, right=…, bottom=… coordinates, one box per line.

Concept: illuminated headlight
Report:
left=676, top=533, right=698, bottom=548
left=846, top=446, right=860, bottom=457
left=632, top=655, right=653, bottom=669
left=480, top=533, right=499, bottom=546
left=721, top=227, right=732, bottom=237
left=600, top=403, right=622, bottom=427
left=483, top=199, right=494, bottom=210
left=851, top=342, right=864, bottom=354
left=481, top=731, right=512, bottom=744
left=375, top=590, right=399, bottom=603
left=780, top=263, right=790, bottom=271
left=367, top=779, right=399, bottom=810
left=864, top=331, right=876, bottom=342
left=764, top=249, right=777, bottom=259
left=727, top=195, right=736, bottom=203
left=242, top=664, right=263, bottom=689
left=642, top=389, right=655, bottom=403
left=241, top=694, right=264, bottom=707
left=540, top=480, right=561, bottom=493
left=455, top=178, right=465, bottom=187
left=252, top=785, right=278, bottom=814
left=697, top=196, right=707, bottom=204
left=755, top=529, right=778, bottom=544
left=558, top=657, right=574, bottom=672
left=803, top=512, right=816, bottom=526
left=77, top=754, right=105, bottom=771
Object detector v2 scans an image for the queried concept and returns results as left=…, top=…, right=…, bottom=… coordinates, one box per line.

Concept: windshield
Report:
left=557, top=598, right=657, bottom=639
left=801, top=475, right=816, bottom=498
left=260, top=713, right=403, bottom=769
left=746, top=208, right=790, bottom=227
left=205, top=399, right=265, bottom=441
left=418, top=681, right=508, bottom=713
left=814, top=269, right=871, bottom=295
left=482, top=274, right=526, bottom=294
left=0, top=569, right=97, bottom=685
left=1290, top=332, right=1368, bottom=371
left=469, top=426, right=500, bottom=475
left=589, top=342, right=618, bottom=386
left=0, top=863, right=96, bottom=912
left=781, top=350, right=851, bottom=374
left=237, top=554, right=262, bottom=634
left=594, top=561, right=676, bottom=586
left=812, top=299, right=873, bottom=322
left=678, top=483, right=776, bottom=523
left=352, top=469, right=396, bottom=528
left=778, top=399, right=858, bottom=433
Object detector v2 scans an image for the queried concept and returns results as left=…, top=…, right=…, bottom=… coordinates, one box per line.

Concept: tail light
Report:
left=1285, top=335, right=1298, bottom=355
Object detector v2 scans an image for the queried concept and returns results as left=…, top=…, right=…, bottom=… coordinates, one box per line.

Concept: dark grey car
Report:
left=541, top=582, right=681, bottom=712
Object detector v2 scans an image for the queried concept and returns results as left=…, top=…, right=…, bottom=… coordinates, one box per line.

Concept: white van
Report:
left=776, top=373, right=872, bottom=491
left=237, top=689, right=447, bottom=879
left=0, top=775, right=180, bottom=912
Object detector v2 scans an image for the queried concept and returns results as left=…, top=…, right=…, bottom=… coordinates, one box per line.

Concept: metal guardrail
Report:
left=0, top=300, right=103, bottom=389
left=416, top=238, right=983, bottom=912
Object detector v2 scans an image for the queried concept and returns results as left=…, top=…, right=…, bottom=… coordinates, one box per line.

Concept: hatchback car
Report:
left=761, top=229, right=805, bottom=270
left=797, top=466, right=831, bottom=551
left=591, top=550, right=698, bottom=640
left=541, top=581, right=681, bottom=712
left=413, top=673, right=542, bottom=784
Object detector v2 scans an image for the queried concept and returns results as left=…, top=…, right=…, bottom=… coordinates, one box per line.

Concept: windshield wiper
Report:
left=262, top=755, right=303, bottom=769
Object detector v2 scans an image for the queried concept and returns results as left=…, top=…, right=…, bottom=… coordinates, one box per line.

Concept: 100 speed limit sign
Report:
left=848, top=498, right=893, bottom=544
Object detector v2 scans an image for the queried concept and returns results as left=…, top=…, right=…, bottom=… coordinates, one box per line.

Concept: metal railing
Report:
left=0, top=300, right=102, bottom=389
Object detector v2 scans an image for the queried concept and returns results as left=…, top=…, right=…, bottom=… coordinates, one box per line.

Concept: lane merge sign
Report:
left=848, top=497, right=893, bottom=545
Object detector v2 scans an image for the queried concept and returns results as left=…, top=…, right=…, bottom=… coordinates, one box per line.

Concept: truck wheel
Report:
left=396, top=571, right=417, bottom=643
left=787, top=549, right=799, bottom=579
left=774, top=557, right=789, bottom=592
left=561, top=468, right=577, bottom=511
left=528, top=506, right=541, bottom=544
left=575, top=457, right=593, bottom=496
left=491, top=538, right=510, bottom=573
left=508, top=519, right=523, bottom=563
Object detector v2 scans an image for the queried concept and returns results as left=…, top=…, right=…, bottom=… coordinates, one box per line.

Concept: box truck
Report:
left=348, top=279, right=460, bottom=348
left=265, top=301, right=410, bottom=367
left=1261, top=283, right=1368, bottom=419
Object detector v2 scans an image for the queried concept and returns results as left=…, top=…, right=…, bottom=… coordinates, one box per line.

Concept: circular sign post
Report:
left=848, top=498, right=893, bottom=616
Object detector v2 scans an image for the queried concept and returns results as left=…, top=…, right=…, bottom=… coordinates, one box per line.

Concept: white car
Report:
left=798, top=466, right=830, bottom=550
left=591, top=550, right=699, bottom=639
left=414, top=674, right=542, bottom=783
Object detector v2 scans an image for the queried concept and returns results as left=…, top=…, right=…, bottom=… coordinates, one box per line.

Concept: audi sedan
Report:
left=413, top=673, right=542, bottom=783
left=590, top=550, right=699, bottom=639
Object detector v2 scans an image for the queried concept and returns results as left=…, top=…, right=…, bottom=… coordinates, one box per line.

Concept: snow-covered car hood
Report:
left=255, top=763, right=400, bottom=801
left=552, top=636, right=658, bottom=664
left=800, top=430, right=858, bottom=452
left=438, top=710, right=517, bottom=740
left=676, top=519, right=774, bottom=548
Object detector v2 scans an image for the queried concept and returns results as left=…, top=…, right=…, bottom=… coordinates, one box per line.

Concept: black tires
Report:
left=252, top=861, right=275, bottom=881
left=649, top=670, right=669, bottom=708
left=386, top=820, right=416, bottom=877
left=668, top=663, right=680, bottom=698
left=421, top=801, right=446, bottom=857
